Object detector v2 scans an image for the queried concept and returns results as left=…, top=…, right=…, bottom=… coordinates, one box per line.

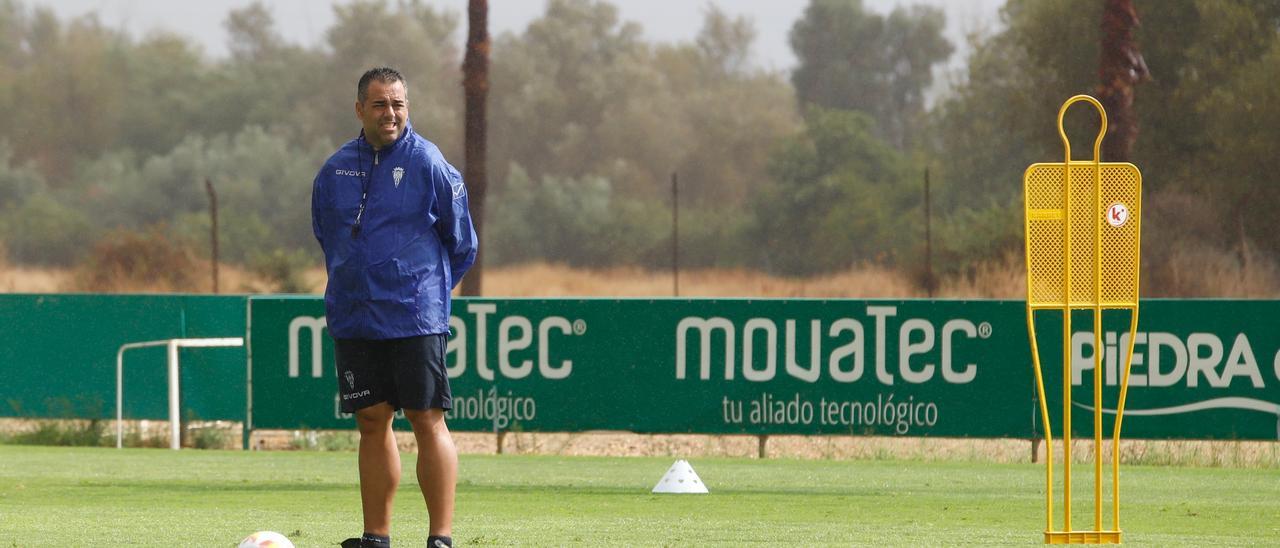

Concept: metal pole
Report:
left=672, top=172, right=679, bottom=297
left=117, top=348, right=124, bottom=449
left=205, top=178, right=219, bottom=294
left=117, top=340, right=170, bottom=448
left=168, top=341, right=181, bottom=450
left=924, top=169, right=934, bottom=297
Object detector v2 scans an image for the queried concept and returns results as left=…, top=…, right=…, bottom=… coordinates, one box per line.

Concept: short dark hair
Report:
left=357, top=67, right=407, bottom=102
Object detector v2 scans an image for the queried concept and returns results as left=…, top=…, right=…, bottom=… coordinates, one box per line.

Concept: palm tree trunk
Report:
left=1097, top=0, right=1149, bottom=162
left=461, top=0, right=490, bottom=296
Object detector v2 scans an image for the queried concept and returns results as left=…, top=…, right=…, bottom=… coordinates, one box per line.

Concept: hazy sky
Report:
left=30, top=0, right=1004, bottom=71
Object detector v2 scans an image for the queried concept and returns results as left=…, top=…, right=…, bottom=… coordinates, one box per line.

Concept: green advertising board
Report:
left=1033, top=300, right=1280, bottom=440
left=4, top=294, right=1275, bottom=441
left=248, top=296, right=1034, bottom=437
left=0, top=294, right=248, bottom=422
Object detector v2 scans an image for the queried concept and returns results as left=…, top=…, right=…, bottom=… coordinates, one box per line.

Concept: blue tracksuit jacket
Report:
left=311, top=121, right=478, bottom=339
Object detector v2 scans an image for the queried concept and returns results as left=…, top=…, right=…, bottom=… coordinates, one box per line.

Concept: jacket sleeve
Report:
left=311, top=169, right=326, bottom=246
left=431, top=160, right=479, bottom=289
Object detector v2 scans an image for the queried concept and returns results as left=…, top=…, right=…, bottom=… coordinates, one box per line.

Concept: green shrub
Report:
left=0, top=193, right=93, bottom=266
left=6, top=419, right=108, bottom=447
left=486, top=166, right=667, bottom=267
left=189, top=425, right=232, bottom=450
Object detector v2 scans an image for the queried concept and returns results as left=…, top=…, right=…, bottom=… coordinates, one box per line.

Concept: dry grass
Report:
left=476, top=262, right=927, bottom=298
left=0, top=260, right=1027, bottom=299
left=7, top=254, right=1277, bottom=299
left=0, top=266, right=71, bottom=293
left=494, top=261, right=1036, bottom=299
left=291, top=262, right=950, bottom=298
left=472, top=260, right=1023, bottom=299
left=1153, top=243, right=1280, bottom=298
left=0, top=263, right=275, bottom=294
left=936, top=253, right=1027, bottom=299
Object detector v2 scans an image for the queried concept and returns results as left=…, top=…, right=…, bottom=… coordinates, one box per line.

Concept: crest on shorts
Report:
left=392, top=167, right=405, bottom=188
left=344, top=370, right=355, bottom=389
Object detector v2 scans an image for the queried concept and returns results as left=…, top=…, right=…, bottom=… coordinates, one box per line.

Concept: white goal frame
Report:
left=115, top=338, right=244, bottom=450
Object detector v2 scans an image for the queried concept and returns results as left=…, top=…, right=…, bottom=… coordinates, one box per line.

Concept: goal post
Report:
left=115, top=337, right=245, bottom=450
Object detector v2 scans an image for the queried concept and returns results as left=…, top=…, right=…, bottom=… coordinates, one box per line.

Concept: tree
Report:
left=1201, top=39, right=1280, bottom=260
left=488, top=0, right=646, bottom=189
left=750, top=107, right=914, bottom=275
left=117, top=33, right=213, bottom=156
left=789, top=0, right=952, bottom=149
left=660, top=5, right=800, bottom=209
left=482, top=1, right=799, bottom=268
left=225, top=2, right=282, bottom=61
left=1097, top=0, right=1149, bottom=162
left=6, top=9, right=129, bottom=181
left=695, top=4, right=756, bottom=76
left=930, top=0, right=1280, bottom=292
left=311, top=0, right=461, bottom=153
left=460, top=0, right=489, bottom=296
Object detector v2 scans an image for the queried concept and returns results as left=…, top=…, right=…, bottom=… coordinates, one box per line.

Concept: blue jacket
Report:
left=311, top=121, right=478, bottom=339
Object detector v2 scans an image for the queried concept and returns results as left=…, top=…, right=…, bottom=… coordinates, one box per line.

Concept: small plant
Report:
left=285, top=429, right=358, bottom=451
left=288, top=430, right=319, bottom=450
left=320, top=431, right=358, bottom=451
left=121, top=425, right=169, bottom=448
left=7, top=419, right=108, bottom=447
left=189, top=424, right=231, bottom=450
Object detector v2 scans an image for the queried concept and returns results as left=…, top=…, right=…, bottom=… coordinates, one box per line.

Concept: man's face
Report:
left=356, top=79, right=408, bottom=149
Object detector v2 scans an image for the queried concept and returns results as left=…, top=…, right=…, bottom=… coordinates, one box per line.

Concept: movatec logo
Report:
left=445, top=303, right=584, bottom=381
left=675, top=305, right=991, bottom=384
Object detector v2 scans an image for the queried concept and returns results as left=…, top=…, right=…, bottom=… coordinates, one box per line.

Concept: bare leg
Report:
left=405, top=409, right=457, bottom=536
left=355, top=403, right=400, bottom=536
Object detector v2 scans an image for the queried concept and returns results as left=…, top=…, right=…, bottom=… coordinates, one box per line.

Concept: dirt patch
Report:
left=2, top=419, right=1275, bottom=466
left=246, top=428, right=1278, bottom=467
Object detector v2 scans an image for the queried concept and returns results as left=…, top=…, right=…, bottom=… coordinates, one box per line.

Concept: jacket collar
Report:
left=358, top=119, right=414, bottom=154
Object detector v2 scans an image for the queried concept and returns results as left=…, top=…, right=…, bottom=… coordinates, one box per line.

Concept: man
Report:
left=312, top=67, right=477, bottom=548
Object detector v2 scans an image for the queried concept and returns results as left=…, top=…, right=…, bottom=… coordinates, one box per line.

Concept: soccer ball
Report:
left=238, top=531, right=295, bottom=548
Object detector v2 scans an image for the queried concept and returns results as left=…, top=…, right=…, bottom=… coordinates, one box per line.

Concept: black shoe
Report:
left=341, top=537, right=391, bottom=548
left=427, top=535, right=453, bottom=548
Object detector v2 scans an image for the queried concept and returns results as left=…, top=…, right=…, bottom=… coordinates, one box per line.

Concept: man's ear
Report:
left=354, top=100, right=363, bottom=120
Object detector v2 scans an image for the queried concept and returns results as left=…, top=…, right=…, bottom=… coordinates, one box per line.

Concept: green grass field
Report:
left=1, top=445, right=1277, bottom=546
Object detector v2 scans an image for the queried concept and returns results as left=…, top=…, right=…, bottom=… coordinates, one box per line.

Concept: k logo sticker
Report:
left=392, top=167, right=404, bottom=188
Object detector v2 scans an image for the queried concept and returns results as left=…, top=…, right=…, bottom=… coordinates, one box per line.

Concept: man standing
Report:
left=312, top=67, right=477, bottom=548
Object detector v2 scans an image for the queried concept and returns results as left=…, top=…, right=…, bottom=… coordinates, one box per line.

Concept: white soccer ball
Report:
left=238, top=531, right=295, bottom=548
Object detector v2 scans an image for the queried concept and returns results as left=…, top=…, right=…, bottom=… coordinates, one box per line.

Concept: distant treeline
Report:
left=1, top=0, right=1278, bottom=295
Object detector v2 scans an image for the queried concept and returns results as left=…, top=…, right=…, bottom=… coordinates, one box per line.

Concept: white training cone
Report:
left=651, top=459, right=709, bottom=494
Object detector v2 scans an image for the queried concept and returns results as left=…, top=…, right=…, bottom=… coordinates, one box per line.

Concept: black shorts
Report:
left=333, top=334, right=452, bottom=413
